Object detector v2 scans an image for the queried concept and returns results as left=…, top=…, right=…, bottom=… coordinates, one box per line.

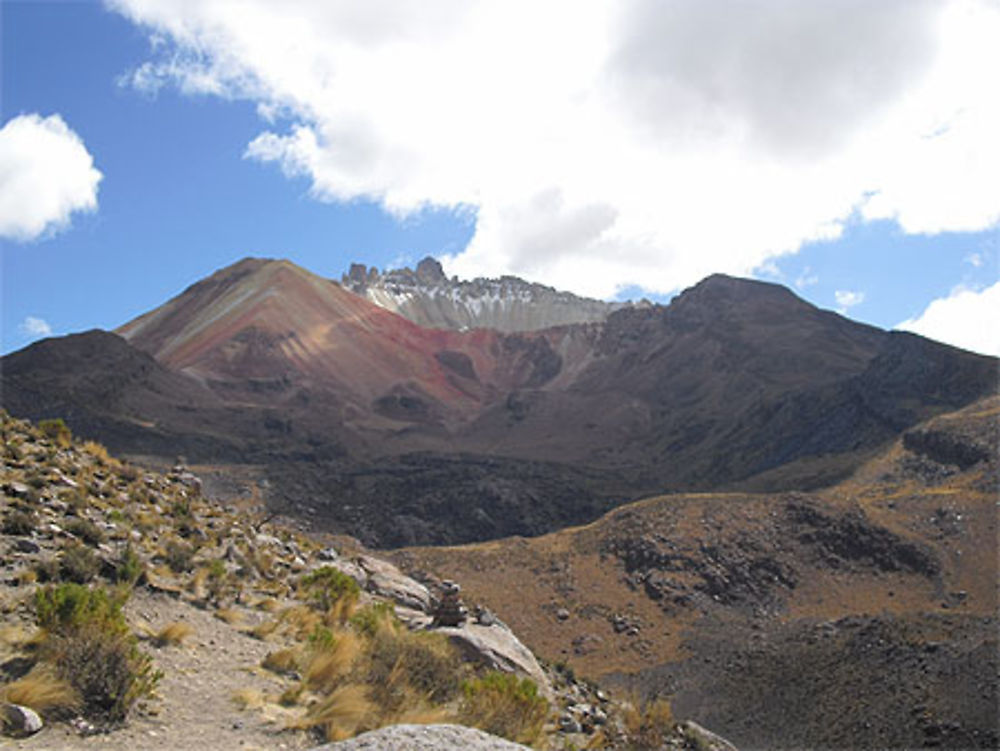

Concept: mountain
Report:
left=341, top=256, right=631, bottom=332
left=2, top=257, right=996, bottom=547
left=398, top=396, right=999, bottom=749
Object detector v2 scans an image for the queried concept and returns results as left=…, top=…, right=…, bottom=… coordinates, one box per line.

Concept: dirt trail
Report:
left=8, top=590, right=313, bottom=751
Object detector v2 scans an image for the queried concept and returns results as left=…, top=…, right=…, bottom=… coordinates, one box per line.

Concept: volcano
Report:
left=2, top=257, right=996, bottom=546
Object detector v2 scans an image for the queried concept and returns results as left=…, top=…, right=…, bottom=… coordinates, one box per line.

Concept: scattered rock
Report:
left=1, top=703, right=43, bottom=738
left=679, top=720, right=740, bottom=751
left=556, top=607, right=570, bottom=621
left=12, top=538, right=40, bottom=554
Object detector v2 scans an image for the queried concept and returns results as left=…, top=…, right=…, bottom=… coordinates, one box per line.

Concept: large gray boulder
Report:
left=433, top=622, right=552, bottom=699
left=309, top=723, right=532, bottom=750
left=355, top=555, right=433, bottom=612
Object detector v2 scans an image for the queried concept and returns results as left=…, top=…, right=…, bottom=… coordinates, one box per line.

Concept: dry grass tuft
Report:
left=154, top=621, right=194, bottom=647
left=248, top=618, right=279, bottom=641
left=0, top=666, right=80, bottom=717
left=303, top=631, right=362, bottom=690
left=232, top=688, right=267, bottom=710
left=214, top=608, right=243, bottom=625
left=298, top=683, right=373, bottom=741
left=254, top=597, right=281, bottom=613
left=261, top=647, right=299, bottom=675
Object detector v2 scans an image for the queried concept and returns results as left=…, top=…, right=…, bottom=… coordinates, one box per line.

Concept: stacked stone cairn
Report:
left=431, top=579, right=467, bottom=627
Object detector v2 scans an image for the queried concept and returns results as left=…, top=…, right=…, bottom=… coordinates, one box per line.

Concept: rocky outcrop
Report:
left=340, top=256, right=630, bottom=332
left=433, top=622, right=552, bottom=699
left=310, top=723, right=533, bottom=750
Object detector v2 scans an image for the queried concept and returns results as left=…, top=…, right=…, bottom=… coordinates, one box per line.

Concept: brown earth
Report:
left=395, top=397, right=999, bottom=749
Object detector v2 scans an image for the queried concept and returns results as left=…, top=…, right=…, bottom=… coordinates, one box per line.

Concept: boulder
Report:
left=679, top=720, right=741, bottom=751
left=433, top=622, right=553, bottom=699
left=1, top=703, right=43, bottom=737
left=356, top=555, right=432, bottom=612
left=308, top=722, right=532, bottom=750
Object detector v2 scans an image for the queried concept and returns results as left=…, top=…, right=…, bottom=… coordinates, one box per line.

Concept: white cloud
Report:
left=109, top=0, right=1000, bottom=298
left=834, top=290, right=865, bottom=309
left=964, top=252, right=983, bottom=267
left=19, top=316, right=53, bottom=338
left=0, top=113, right=103, bottom=242
left=897, top=282, right=1000, bottom=356
left=795, top=269, right=819, bottom=289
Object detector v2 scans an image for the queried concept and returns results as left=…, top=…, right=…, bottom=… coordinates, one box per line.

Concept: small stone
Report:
left=559, top=713, right=581, bottom=734
left=2, top=703, right=43, bottom=737
left=318, top=547, right=339, bottom=561
left=556, top=608, right=570, bottom=621
left=13, top=538, right=41, bottom=554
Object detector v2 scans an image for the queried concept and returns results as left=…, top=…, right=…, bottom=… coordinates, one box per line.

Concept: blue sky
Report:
left=2, top=0, right=998, bottom=356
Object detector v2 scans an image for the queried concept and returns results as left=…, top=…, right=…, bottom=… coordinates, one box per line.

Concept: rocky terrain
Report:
left=0, top=412, right=734, bottom=750
left=2, top=258, right=995, bottom=549
left=341, top=257, right=631, bottom=332
left=398, top=397, right=999, bottom=749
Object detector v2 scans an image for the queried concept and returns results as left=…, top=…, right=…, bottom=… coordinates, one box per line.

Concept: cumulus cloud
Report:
left=897, top=282, right=1000, bottom=356
left=0, top=113, right=102, bottom=242
left=19, top=316, right=53, bottom=338
left=109, top=0, right=1000, bottom=298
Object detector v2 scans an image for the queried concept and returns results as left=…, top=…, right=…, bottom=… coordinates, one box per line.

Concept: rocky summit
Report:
left=341, top=256, right=632, bottom=332
left=1, top=258, right=996, bottom=548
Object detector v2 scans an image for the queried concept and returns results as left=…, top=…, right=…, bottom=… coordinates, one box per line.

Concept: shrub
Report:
left=299, top=683, right=373, bottom=742
left=64, top=517, right=105, bottom=546
left=300, top=566, right=360, bottom=613
left=621, top=696, right=675, bottom=750
left=459, top=672, right=549, bottom=746
left=261, top=647, right=299, bottom=675
left=164, top=541, right=196, bottom=573
left=82, top=440, right=112, bottom=465
left=349, top=601, right=396, bottom=638
left=366, top=627, right=460, bottom=711
left=2, top=510, right=37, bottom=536
left=34, top=583, right=160, bottom=722
left=38, top=418, right=72, bottom=448
left=59, top=543, right=100, bottom=584
left=114, top=544, right=145, bottom=587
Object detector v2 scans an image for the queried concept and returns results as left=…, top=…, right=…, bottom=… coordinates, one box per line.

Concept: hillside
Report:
left=397, top=396, right=999, bottom=749
left=1, top=413, right=738, bottom=750
left=2, top=258, right=996, bottom=547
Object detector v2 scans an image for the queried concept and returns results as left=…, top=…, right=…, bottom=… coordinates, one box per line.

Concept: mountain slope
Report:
left=398, top=396, right=1000, bottom=749
left=2, top=258, right=996, bottom=547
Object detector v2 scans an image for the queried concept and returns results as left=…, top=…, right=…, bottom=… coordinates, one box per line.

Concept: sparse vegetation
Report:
left=2, top=510, right=36, bottom=536
left=33, top=583, right=160, bottom=722
left=59, top=542, right=100, bottom=583
left=299, top=566, right=360, bottom=613
left=38, top=418, right=72, bottom=448
left=459, top=672, right=549, bottom=746
left=64, top=517, right=105, bottom=546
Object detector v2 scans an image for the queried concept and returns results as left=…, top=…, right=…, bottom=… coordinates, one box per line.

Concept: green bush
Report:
left=59, top=543, right=99, bottom=584
left=64, top=517, right=105, bottom=546
left=300, top=566, right=360, bottom=612
left=38, top=418, right=72, bottom=448
left=349, top=601, right=396, bottom=638
left=34, top=583, right=160, bottom=722
left=459, top=672, right=549, bottom=745
left=35, top=582, right=126, bottom=635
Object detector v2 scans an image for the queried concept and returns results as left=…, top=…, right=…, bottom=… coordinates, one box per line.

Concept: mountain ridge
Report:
left=2, top=257, right=996, bottom=547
